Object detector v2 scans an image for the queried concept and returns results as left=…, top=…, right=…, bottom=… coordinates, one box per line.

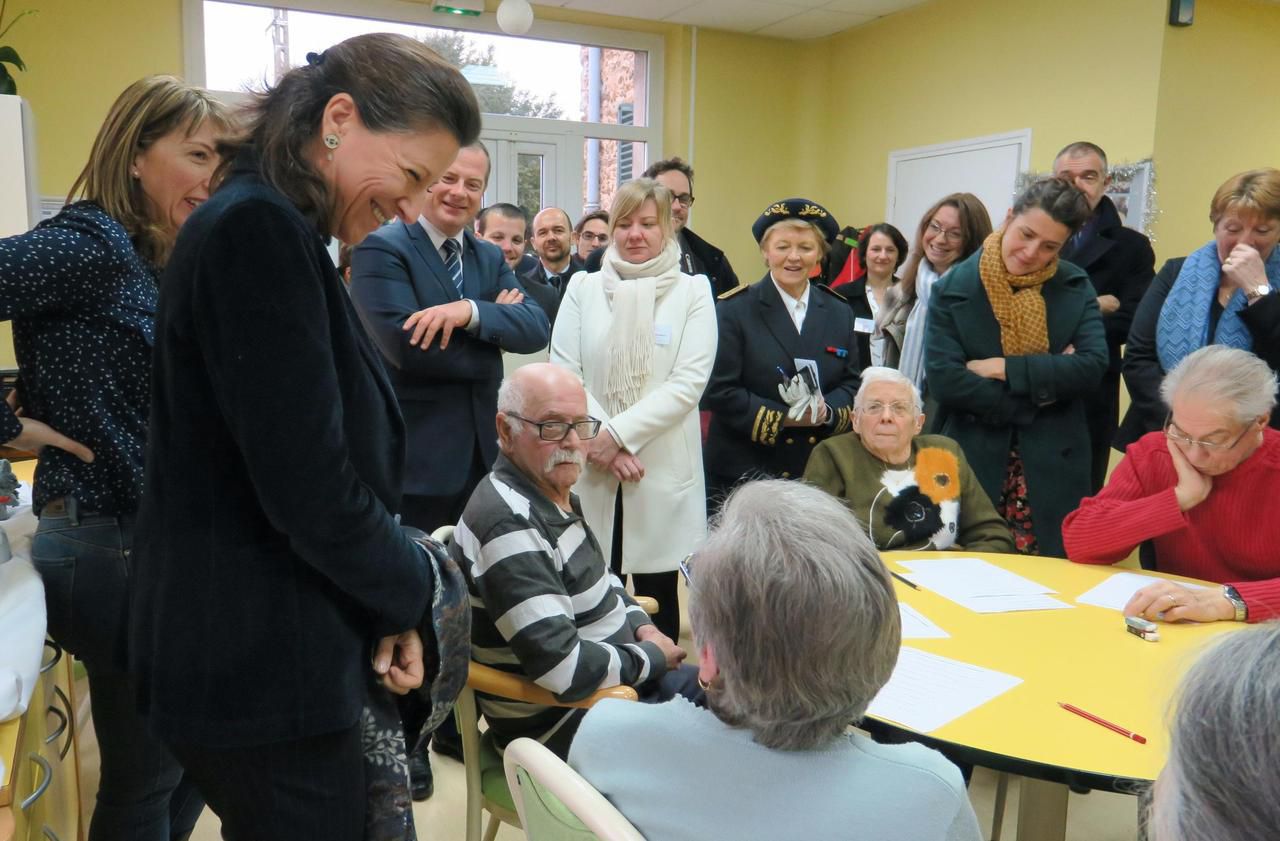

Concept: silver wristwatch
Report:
left=1223, top=585, right=1248, bottom=622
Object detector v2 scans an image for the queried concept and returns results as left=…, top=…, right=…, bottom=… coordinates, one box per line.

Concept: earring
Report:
left=131, top=170, right=140, bottom=179
left=324, top=133, right=340, bottom=162
left=697, top=677, right=711, bottom=691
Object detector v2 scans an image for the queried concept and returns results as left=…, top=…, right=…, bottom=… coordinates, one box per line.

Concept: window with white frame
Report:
left=186, top=0, right=664, bottom=223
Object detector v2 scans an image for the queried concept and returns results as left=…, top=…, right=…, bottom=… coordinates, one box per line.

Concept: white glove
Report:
left=802, top=393, right=824, bottom=424
left=777, top=375, right=813, bottom=421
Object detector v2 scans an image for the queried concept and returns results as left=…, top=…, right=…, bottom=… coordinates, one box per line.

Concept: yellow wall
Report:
left=819, top=0, right=1167, bottom=236
left=686, top=28, right=809, bottom=277
left=0, top=326, right=12, bottom=368
left=16, top=0, right=185, bottom=198
left=1151, top=0, right=1280, bottom=263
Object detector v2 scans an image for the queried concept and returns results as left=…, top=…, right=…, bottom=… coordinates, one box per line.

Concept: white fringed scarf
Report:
left=599, top=238, right=683, bottom=414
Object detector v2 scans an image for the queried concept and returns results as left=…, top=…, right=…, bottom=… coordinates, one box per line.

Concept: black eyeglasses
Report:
left=507, top=413, right=602, bottom=442
left=1163, top=413, right=1258, bottom=451
left=673, top=193, right=695, bottom=208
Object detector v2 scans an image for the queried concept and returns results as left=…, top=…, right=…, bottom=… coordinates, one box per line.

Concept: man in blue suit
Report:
left=351, top=141, right=550, bottom=532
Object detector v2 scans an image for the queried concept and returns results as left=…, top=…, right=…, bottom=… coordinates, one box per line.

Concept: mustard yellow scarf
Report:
left=978, top=229, right=1057, bottom=356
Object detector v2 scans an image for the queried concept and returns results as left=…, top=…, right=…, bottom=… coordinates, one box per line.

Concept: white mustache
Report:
left=544, top=449, right=585, bottom=473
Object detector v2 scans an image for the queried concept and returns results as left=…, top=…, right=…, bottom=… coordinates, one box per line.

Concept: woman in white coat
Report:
left=550, top=178, right=718, bottom=639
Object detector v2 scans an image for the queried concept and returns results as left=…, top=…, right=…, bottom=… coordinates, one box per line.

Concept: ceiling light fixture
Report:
left=496, top=0, right=535, bottom=35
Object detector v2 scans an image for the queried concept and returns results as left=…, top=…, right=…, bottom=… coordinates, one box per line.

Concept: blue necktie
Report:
left=443, top=238, right=463, bottom=297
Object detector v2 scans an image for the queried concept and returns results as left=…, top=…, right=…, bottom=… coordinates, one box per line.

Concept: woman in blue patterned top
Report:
left=0, top=76, right=230, bottom=840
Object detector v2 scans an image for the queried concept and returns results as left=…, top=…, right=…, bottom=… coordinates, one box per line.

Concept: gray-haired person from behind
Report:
left=1150, top=622, right=1280, bottom=841
left=569, top=479, right=982, bottom=841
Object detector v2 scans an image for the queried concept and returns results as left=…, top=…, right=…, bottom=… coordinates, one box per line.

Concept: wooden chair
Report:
left=459, top=663, right=637, bottom=841
left=429, top=525, right=656, bottom=841
left=502, top=737, right=645, bottom=841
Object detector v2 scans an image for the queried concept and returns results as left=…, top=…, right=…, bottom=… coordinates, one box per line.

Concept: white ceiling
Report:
left=537, top=0, right=931, bottom=40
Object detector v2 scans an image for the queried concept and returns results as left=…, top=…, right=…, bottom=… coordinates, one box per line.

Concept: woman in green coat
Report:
left=924, top=178, right=1107, bottom=557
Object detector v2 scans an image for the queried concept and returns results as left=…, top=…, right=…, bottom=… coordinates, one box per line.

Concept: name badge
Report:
left=854, top=317, right=875, bottom=334
left=654, top=323, right=673, bottom=346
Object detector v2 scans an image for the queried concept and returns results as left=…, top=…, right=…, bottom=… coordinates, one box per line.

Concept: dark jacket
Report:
left=924, top=250, right=1108, bottom=557
left=834, top=276, right=894, bottom=373
left=1119, top=255, right=1280, bottom=448
left=680, top=226, right=739, bottom=296
left=519, top=254, right=585, bottom=327
left=131, top=154, right=432, bottom=746
left=701, top=275, right=861, bottom=484
left=585, top=226, right=739, bottom=296
left=1059, top=196, right=1155, bottom=373
left=349, top=221, right=549, bottom=498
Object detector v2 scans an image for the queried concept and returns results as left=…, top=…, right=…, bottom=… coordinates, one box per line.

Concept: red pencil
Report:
left=1058, top=702, right=1147, bottom=744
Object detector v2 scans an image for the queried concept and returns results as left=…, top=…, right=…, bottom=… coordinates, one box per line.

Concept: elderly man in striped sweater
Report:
left=451, top=363, right=698, bottom=757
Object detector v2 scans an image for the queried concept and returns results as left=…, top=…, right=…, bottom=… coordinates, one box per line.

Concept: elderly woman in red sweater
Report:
left=1063, top=345, right=1280, bottom=623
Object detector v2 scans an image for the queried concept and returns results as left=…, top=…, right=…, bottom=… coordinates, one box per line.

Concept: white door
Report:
left=481, top=131, right=579, bottom=224
left=886, top=130, right=1032, bottom=236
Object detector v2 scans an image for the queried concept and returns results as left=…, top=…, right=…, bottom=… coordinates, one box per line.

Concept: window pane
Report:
left=202, top=2, right=648, bottom=125
left=516, top=153, right=545, bottom=223
left=582, top=139, right=648, bottom=214
left=582, top=48, right=647, bottom=128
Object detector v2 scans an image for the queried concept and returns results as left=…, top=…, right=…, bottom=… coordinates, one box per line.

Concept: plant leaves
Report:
left=0, top=46, right=24, bottom=71
left=0, top=65, right=14, bottom=96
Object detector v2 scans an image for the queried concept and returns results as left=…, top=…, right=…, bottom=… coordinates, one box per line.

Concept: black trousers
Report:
left=399, top=444, right=488, bottom=534
left=400, top=446, right=487, bottom=755
left=169, top=726, right=365, bottom=841
left=610, top=489, right=681, bottom=640
left=1084, top=369, right=1122, bottom=494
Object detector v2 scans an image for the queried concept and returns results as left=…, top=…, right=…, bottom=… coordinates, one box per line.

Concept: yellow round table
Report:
left=874, top=550, right=1241, bottom=840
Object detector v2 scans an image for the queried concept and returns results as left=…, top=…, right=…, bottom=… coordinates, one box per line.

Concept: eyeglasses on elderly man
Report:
left=505, top=413, right=602, bottom=442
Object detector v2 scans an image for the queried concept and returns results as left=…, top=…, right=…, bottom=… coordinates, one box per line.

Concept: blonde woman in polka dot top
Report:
left=1, top=76, right=230, bottom=840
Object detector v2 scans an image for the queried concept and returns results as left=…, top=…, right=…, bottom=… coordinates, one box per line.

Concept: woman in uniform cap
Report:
left=701, top=198, right=862, bottom=510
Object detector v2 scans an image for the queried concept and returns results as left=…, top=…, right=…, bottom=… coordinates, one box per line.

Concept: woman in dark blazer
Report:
left=702, top=198, right=861, bottom=508
left=925, top=178, right=1107, bottom=557
left=840, top=223, right=908, bottom=371
left=130, top=35, right=481, bottom=840
left=1119, top=168, right=1280, bottom=449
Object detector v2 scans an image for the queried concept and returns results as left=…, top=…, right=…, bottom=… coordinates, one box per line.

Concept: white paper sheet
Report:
left=867, top=648, right=1023, bottom=732
left=898, top=603, right=949, bottom=639
left=960, top=594, right=1074, bottom=613
left=897, top=557, right=1072, bottom=613
left=1075, top=571, right=1209, bottom=611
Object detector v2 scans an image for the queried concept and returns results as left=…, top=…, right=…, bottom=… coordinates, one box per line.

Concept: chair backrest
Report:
left=503, top=738, right=646, bottom=841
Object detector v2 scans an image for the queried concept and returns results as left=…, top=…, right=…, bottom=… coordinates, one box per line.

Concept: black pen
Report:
left=890, top=571, right=920, bottom=590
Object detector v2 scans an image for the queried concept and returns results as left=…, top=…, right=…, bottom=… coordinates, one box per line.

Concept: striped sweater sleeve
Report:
left=459, top=510, right=667, bottom=703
